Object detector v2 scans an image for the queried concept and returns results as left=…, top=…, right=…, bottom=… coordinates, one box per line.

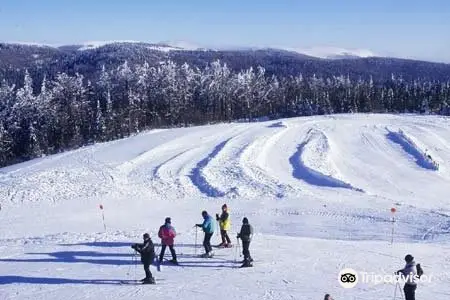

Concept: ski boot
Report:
left=240, top=259, right=253, bottom=268
left=240, top=257, right=253, bottom=263
left=200, top=251, right=214, bottom=258
left=142, top=277, right=156, bottom=284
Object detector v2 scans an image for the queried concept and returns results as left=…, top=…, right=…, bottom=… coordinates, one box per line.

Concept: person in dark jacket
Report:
left=237, top=217, right=254, bottom=267
left=158, top=217, right=177, bottom=264
left=396, top=254, right=418, bottom=300
left=131, top=233, right=156, bottom=284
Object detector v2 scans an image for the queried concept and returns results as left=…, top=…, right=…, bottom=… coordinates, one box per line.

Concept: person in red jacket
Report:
left=158, top=217, right=178, bottom=264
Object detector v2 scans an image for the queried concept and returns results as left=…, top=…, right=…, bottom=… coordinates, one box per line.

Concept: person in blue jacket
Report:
left=196, top=210, right=215, bottom=258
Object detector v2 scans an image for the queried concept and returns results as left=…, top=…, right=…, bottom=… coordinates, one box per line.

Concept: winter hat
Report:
left=165, top=217, right=171, bottom=224
left=143, top=233, right=150, bottom=239
left=243, top=217, right=249, bottom=224
left=202, top=210, right=208, bottom=216
left=222, top=204, right=227, bottom=210
left=405, top=254, right=414, bottom=263
left=324, top=294, right=330, bottom=300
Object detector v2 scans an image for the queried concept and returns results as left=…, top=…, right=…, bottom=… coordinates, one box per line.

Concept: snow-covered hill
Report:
left=1, top=114, right=449, bottom=299
left=281, top=46, right=375, bottom=59
left=4, top=40, right=375, bottom=59
left=56, top=41, right=190, bottom=52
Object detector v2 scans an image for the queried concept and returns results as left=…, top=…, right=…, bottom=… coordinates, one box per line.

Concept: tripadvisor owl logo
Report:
left=339, top=268, right=359, bottom=288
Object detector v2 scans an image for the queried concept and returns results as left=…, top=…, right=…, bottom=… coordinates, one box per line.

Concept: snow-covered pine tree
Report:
left=0, top=122, right=13, bottom=166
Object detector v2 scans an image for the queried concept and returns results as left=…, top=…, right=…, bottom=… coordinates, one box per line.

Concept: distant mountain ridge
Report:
left=1, top=41, right=450, bottom=84
left=1, top=40, right=377, bottom=59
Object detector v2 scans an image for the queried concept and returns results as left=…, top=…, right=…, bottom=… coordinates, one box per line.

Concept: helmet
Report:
left=201, top=210, right=208, bottom=216
left=222, top=204, right=227, bottom=210
left=243, top=217, right=249, bottom=224
left=165, top=217, right=171, bottom=224
left=405, top=254, right=414, bottom=263
left=143, top=233, right=150, bottom=239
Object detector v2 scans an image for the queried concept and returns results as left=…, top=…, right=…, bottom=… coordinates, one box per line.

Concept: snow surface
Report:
left=1, top=114, right=450, bottom=299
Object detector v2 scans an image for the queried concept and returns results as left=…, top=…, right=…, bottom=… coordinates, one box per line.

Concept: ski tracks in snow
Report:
left=288, top=127, right=364, bottom=192
left=238, top=123, right=297, bottom=199
left=186, top=122, right=294, bottom=199
left=188, top=138, right=235, bottom=197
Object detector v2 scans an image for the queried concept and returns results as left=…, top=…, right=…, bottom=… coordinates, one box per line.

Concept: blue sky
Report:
left=0, top=0, right=449, bottom=62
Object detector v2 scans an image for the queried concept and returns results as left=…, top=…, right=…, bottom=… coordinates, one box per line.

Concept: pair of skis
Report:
left=120, top=280, right=156, bottom=285
left=156, top=258, right=179, bottom=271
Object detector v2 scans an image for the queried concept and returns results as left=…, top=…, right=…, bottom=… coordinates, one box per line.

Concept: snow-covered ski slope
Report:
left=1, top=114, right=450, bottom=300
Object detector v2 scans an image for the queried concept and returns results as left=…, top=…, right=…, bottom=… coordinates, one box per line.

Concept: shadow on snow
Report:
left=0, top=276, right=137, bottom=285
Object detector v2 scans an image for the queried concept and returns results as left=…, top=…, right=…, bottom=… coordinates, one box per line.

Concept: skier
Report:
left=131, top=233, right=156, bottom=284
left=195, top=210, right=215, bottom=258
left=216, top=204, right=232, bottom=248
left=237, top=217, right=254, bottom=267
left=158, top=217, right=178, bottom=265
left=396, top=254, right=420, bottom=300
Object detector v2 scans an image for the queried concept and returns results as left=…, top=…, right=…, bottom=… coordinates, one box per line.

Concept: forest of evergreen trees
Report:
left=1, top=58, right=450, bottom=167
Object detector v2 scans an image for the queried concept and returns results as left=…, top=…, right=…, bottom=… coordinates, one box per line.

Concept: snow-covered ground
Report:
left=1, top=114, right=450, bottom=299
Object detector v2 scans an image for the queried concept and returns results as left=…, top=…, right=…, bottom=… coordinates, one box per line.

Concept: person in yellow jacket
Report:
left=216, top=204, right=232, bottom=248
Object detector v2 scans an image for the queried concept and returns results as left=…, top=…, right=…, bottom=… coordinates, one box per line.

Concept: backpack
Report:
left=416, top=263, right=424, bottom=278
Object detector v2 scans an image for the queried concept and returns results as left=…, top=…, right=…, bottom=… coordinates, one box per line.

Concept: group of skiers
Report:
left=131, top=204, right=254, bottom=284
left=131, top=205, right=422, bottom=300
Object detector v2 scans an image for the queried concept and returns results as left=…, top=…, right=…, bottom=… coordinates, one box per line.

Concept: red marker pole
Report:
left=99, top=204, right=106, bottom=232
left=390, top=207, right=396, bottom=245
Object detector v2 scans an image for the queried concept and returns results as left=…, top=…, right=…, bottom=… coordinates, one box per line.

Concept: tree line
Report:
left=1, top=59, right=450, bottom=167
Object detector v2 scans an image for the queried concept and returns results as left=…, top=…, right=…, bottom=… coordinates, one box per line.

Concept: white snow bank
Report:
left=386, top=127, right=439, bottom=170
left=289, top=128, right=364, bottom=191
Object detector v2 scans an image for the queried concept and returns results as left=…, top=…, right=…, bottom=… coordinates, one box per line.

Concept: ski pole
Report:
left=394, top=281, right=404, bottom=300
left=134, top=250, right=138, bottom=281
left=126, top=249, right=134, bottom=276
left=194, top=226, right=198, bottom=255
left=393, top=281, right=398, bottom=299
left=217, top=220, right=221, bottom=244
left=399, top=282, right=404, bottom=300
left=234, top=237, right=239, bottom=262
left=237, top=237, right=241, bottom=257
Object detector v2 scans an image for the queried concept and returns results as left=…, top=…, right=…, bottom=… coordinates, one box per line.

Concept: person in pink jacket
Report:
left=158, top=217, right=178, bottom=264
